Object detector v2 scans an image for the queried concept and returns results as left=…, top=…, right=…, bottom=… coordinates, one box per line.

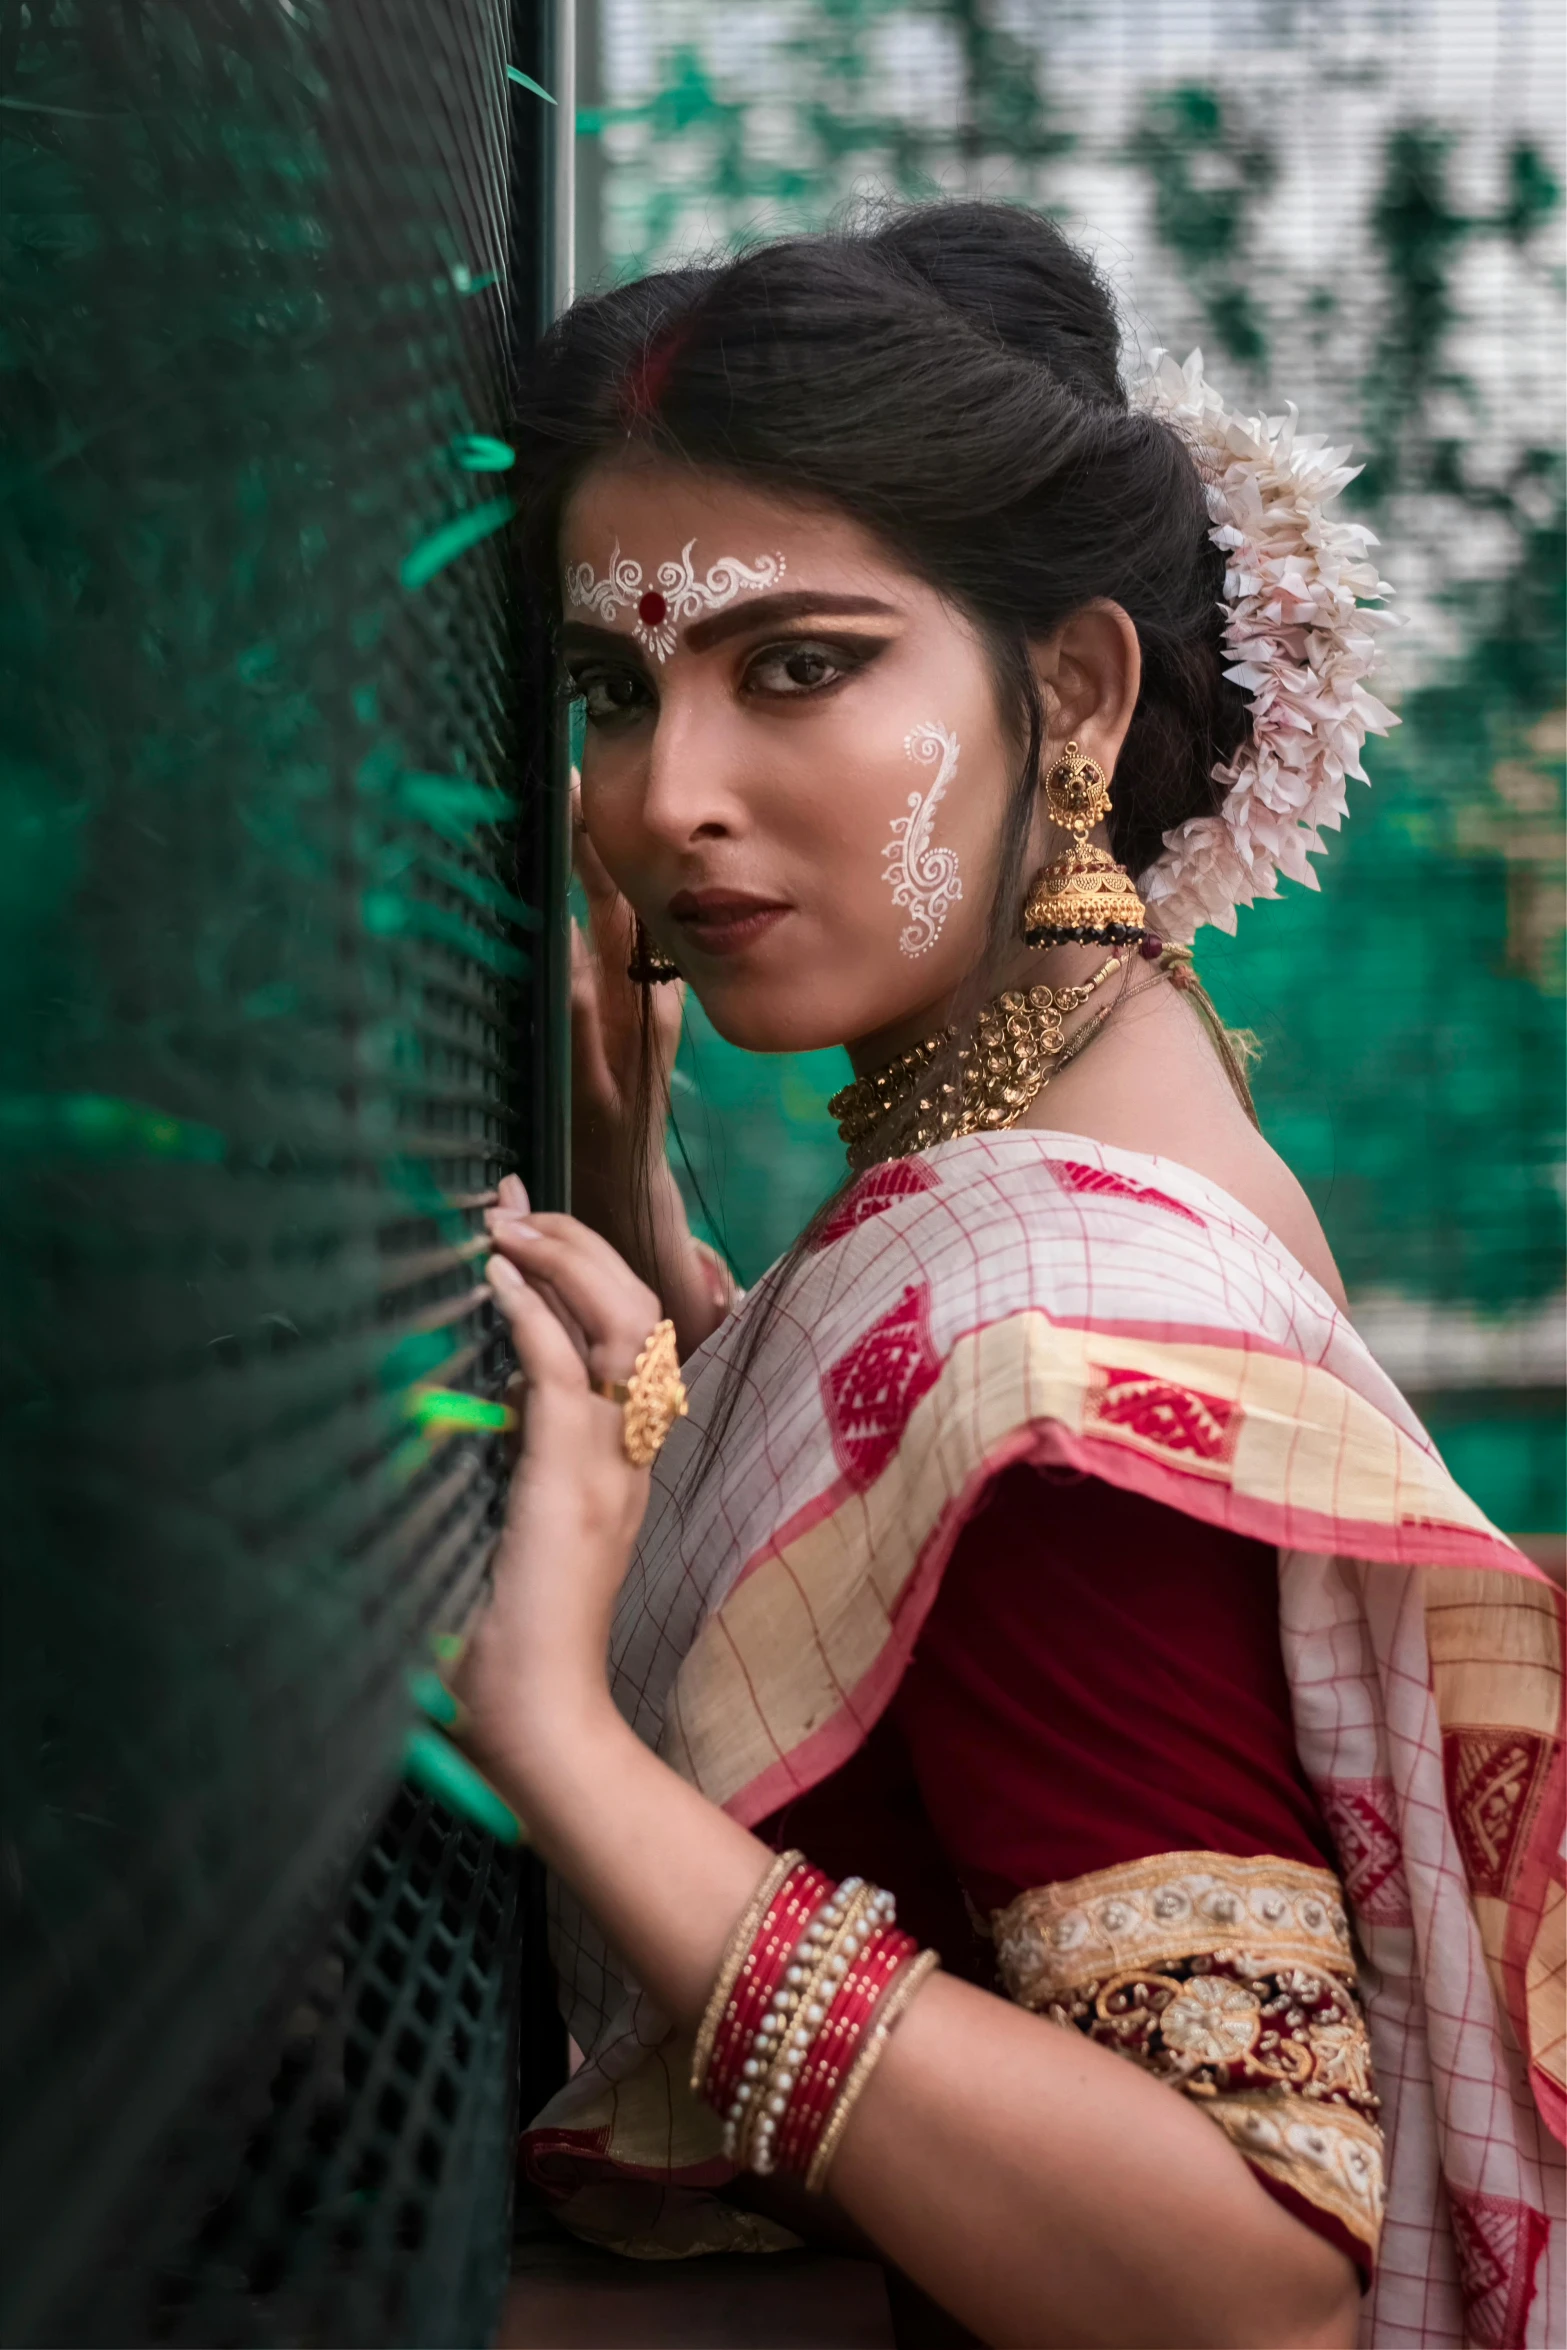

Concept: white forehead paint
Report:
left=564, top=539, right=786, bottom=661
left=883, top=721, right=964, bottom=957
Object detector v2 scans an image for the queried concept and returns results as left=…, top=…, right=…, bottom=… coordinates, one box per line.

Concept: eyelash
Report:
left=567, top=634, right=886, bottom=726
left=569, top=664, right=651, bottom=727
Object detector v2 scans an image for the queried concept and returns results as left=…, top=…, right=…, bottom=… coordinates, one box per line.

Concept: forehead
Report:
left=560, top=461, right=894, bottom=588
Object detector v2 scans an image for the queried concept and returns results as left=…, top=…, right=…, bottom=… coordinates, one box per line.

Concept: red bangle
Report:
left=775, top=1924, right=918, bottom=2174
left=705, top=1863, right=832, bottom=2113
left=743, top=1881, right=884, bottom=2174
left=707, top=1863, right=831, bottom=2111
left=693, top=1859, right=937, bottom=2185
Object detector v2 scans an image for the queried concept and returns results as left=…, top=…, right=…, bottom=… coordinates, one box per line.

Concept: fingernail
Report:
left=486, top=1253, right=524, bottom=1289
left=488, top=1212, right=538, bottom=1237
left=498, top=1173, right=528, bottom=1208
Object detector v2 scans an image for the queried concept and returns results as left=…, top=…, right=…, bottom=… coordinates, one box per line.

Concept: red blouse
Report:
left=764, top=1463, right=1336, bottom=1953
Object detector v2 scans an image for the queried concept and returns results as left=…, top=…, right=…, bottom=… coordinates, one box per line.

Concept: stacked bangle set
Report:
left=692, top=1850, right=940, bottom=2193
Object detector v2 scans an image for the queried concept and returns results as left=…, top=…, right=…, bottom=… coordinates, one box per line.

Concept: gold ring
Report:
left=589, top=1317, right=688, bottom=1466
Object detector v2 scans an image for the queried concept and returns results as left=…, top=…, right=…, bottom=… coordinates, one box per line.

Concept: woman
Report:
left=457, top=205, right=1563, bottom=2346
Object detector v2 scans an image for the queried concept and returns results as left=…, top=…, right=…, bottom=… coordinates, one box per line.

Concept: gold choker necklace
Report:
left=829, top=956, right=1122, bottom=1172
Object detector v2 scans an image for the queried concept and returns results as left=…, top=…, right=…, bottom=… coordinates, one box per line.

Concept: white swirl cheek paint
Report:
left=882, top=721, right=964, bottom=956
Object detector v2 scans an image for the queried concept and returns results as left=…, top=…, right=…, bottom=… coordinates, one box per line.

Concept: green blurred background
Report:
left=574, top=0, right=1565, bottom=1545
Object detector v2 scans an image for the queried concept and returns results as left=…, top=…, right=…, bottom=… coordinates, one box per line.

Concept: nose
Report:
left=638, top=682, right=749, bottom=852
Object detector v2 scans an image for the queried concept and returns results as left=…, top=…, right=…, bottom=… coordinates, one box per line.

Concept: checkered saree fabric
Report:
left=532, top=1133, right=1563, bottom=2344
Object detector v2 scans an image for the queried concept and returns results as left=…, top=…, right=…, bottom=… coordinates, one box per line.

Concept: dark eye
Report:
left=571, top=664, right=652, bottom=725
left=744, top=640, right=853, bottom=696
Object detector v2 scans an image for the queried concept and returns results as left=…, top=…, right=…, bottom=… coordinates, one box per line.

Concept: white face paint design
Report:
left=883, top=721, right=964, bottom=957
left=564, top=539, right=787, bottom=661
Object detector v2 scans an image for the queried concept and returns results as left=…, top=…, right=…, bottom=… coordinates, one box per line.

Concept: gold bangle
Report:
left=589, top=1316, right=689, bottom=1467
left=690, top=1850, right=804, bottom=2098
left=804, top=1947, right=942, bottom=2194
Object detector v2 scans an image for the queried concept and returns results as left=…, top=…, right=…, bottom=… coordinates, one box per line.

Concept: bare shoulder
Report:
left=1024, top=982, right=1350, bottom=1313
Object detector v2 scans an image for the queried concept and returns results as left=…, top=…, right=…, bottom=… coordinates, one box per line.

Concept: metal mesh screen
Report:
left=2, top=2, right=566, bottom=2339
left=89, top=1795, right=521, bottom=2349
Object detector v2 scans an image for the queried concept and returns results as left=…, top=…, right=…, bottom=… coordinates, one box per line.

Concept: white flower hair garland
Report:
left=1136, top=349, right=1399, bottom=945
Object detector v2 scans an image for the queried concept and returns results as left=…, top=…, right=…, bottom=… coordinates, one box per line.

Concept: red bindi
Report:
left=637, top=589, right=668, bottom=626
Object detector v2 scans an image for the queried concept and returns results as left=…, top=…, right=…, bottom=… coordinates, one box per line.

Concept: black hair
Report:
left=510, top=201, right=1253, bottom=1451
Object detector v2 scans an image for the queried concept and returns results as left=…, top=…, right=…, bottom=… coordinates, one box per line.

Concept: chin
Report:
left=689, top=974, right=855, bottom=1058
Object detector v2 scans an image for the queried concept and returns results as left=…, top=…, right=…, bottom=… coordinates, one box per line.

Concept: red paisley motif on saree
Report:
left=808, top=1158, right=940, bottom=1252
left=1046, top=1156, right=1205, bottom=1226
left=1317, top=1779, right=1413, bottom=1928
left=1447, top=2186, right=1552, bottom=2350
left=1087, top=1364, right=1239, bottom=1468
left=822, top=1283, right=941, bottom=1491
left=1444, top=1727, right=1555, bottom=1902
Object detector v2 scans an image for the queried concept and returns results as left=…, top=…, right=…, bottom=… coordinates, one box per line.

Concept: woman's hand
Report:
left=571, top=797, right=734, bottom=1359
left=455, top=1177, right=664, bottom=1746
left=571, top=796, right=684, bottom=1226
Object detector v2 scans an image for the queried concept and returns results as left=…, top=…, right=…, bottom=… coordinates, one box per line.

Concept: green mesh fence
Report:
left=586, top=0, right=1566, bottom=1540
left=1, top=2, right=568, bottom=2339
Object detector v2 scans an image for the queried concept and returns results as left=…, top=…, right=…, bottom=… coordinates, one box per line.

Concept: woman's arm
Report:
left=459, top=1209, right=1360, bottom=2350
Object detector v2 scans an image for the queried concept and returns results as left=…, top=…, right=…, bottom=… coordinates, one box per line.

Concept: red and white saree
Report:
left=526, top=1131, right=1564, bottom=2348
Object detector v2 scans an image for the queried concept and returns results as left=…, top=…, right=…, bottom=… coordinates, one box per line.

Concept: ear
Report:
left=1030, top=601, right=1142, bottom=776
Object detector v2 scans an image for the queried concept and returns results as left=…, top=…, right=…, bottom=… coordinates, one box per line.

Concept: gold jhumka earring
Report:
left=627, top=918, right=680, bottom=984
left=1021, top=740, right=1149, bottom=948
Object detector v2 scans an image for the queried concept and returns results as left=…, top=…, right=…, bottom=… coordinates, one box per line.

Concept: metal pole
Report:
left=551, top=0, right=576, bottom=314
left=508, top=0, right=575, bottom=1218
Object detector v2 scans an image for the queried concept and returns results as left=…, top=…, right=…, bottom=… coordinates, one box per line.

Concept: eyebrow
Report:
left=557, top=590, right=901, bottom=661
left=683, top=591, right=900, bottom=652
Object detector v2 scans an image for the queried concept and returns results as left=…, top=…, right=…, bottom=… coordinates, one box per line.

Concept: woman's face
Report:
left=560, top=461, right=1023, bottom=1060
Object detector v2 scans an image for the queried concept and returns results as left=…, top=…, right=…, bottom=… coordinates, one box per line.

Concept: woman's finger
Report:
left=527, top=1269, right=592, bottom=1367
left=574, top=801, right=634, bottom=962
left=573, top=811, right=649, bottom=1081
left=486, top=1255, right=587, bottom=1393
left=491, top=1207, right=660, bottom=1299
left=570, top=919, right=620, bottom=1116
left=484, top=1217, right=660, bottom=1377
left=647, top=969, right=686, bottom=1075
left=489, top=1220, right=659, bottom=1356
left=572, top=774, right=624, bottom=911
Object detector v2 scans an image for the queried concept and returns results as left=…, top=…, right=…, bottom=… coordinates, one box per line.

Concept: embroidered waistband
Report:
left=994, top=1850, right=1355, bottom=2007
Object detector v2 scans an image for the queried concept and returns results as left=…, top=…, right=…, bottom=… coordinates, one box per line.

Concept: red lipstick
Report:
left=668, top=888, right=792, bottom=958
